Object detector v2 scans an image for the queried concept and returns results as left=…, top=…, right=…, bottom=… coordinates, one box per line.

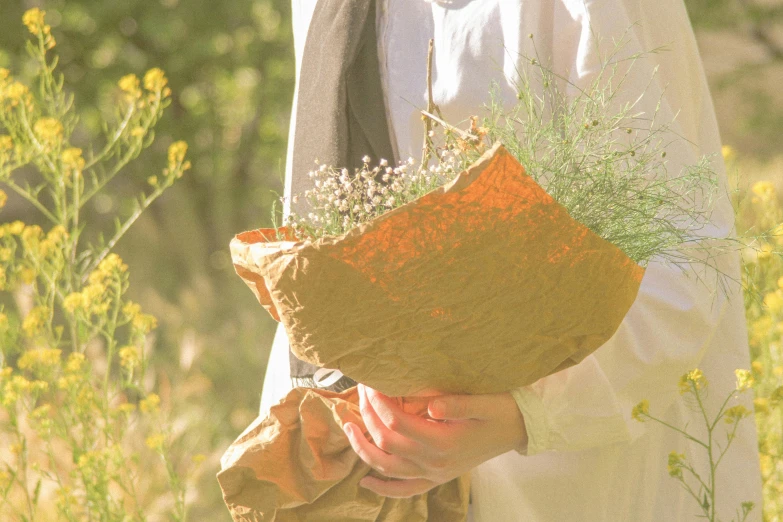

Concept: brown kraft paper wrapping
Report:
left=230, top=143, right=645, bottom=397
left=220, top=143, right=645, bottom=521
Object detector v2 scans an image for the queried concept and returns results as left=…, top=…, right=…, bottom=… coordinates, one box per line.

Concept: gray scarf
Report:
left=288, top=0, right=396, bottom=391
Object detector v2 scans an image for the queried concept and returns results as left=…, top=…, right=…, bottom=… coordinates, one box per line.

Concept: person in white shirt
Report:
left=259, top=1, right=764, bottom=520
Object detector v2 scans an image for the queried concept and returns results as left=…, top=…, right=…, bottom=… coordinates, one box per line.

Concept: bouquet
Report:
left=218, top=42, right=728, bottom=521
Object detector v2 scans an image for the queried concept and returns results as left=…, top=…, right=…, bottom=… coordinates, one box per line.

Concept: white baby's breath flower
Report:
left=379, top=158, right=388, bottom=167
left=362, top=155, right=371, bottom=164
left=363, top=203, right=373, bottom=213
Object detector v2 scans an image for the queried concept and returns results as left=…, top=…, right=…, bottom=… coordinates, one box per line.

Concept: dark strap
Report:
left=289, top=0, right=396, bottom=391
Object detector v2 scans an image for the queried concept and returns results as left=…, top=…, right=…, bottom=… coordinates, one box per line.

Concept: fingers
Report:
left=359, top=385, right=422, bottom=457
left=359, top=475, right=437, bottom=498
left=362, top=385, right=445, bottom=443
left=343, top=422, right=423, bottom=480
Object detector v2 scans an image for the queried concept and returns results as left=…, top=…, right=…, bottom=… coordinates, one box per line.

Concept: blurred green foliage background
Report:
left=0, top=0, right=780, bottom=518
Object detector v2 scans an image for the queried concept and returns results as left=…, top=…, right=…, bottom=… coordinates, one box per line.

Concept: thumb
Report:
left=428, top=395, right=484, bottom=421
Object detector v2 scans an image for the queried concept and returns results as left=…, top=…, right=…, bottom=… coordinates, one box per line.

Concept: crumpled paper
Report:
left=230, top=144, right=645, bottom=397
left=217, top=387, right=470, bottom=521
left=220, top=144, right=646, bottom=521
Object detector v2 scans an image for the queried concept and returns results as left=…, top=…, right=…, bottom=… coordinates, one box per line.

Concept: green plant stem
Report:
left=1, top=179, right=57, bottom=223
left=82, top=180, right=170, bottom=282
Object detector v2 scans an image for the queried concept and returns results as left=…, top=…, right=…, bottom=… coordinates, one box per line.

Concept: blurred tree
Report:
left=685, top=0, right=783, bottom=159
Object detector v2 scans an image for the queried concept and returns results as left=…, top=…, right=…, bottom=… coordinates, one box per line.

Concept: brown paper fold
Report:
left=231, top=144, right=645, bottom=397
left=217, top=387, right=470, bottom=521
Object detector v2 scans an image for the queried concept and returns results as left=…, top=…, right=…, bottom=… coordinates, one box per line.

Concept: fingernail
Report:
left=430, top=399, right=445, bottom=416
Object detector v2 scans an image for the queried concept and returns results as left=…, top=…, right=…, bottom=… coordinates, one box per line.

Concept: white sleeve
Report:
left=513, top=0, right=739, bottom=455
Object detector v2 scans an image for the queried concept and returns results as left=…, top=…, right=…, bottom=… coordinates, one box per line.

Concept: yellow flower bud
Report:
left=22, top=8, right=46, bottom=34
left=33, top=117, right=63, bottom=144
left=679, top=368, right=707, bottom=394
left=631, top=399, right=650, bottom=422
left=735, top=368, right=755, bottom=392
left=143, top=68, right=168, bottom=92
left=145, top=433, right=165, bottom=451
left=118, top=74, right=141, bottom=97
left=752, top=181, right=776, bottom=201
left=61, top=147, right=85, bottom=171
left=140, top=393, right=161, bottom=414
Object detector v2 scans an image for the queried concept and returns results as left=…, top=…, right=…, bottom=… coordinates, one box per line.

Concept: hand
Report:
left=342, top=383, right=527, bottom=498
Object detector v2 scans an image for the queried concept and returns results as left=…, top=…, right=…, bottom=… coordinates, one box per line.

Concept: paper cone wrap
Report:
left=231, top=144, right=645, bottom=397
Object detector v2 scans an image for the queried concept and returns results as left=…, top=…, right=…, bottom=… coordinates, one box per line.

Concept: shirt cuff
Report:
left=510, top=386, right=550, bottom=456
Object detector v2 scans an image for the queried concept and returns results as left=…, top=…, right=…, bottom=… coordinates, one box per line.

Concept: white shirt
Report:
left=262, top=1, right=763, bottom=520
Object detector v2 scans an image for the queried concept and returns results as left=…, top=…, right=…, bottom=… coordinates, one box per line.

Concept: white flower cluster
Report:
left=283, top=146, right=465, bottom=240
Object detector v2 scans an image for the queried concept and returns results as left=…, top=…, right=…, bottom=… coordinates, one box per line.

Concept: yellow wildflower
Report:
left=143, top=68, right=168, bottom=92
left=147, top=175, right=159, bottom=187
left=97, top=253, right=128, bottom=277
left=131, top=126, right=145, bottom=138
left=0, top=313, right=8, bottom=331
left=167, top=140, right=188, bottom=166
left=721, top=145, right=736, bottom=162
left=19, top=267, right=37, bottom=284
left=30, top=404, right=53, bottom=437
left=735, top=368, right=755, bottom=392
left=2, top=82, right=28, bottom=105
left=122, top=301, right=141, bottom=319
left=679, top=368, right=707, bottom=394
left=65, top=352, right=86, bottom=373
left=139, top=393, right=161, bottom=414
left=118, top=345, right=140, bottom=370
left=10, top=443, right=23, bottom=456
left=145, top=433, right=165, bottom=451
left=21, top=224, right=42, bottom=242
left=667, top=451, right=686, bottom=478
left=631, top=399, right=649, bottom=422
left=0, top=136, right=12, bottom=150
left=118, top=74, right=141, bottom=98
left=8, top=221, right=24, bottom=235
left=132, top=313, right=158, bottom=334
left=22, top=8, right=46, bottom=34
left=21, top=305, right=48, bottom=337
left=46, top=225, right=68, bottom=244
left=751, top=360, right=763, bottom=373
left=33, top=117, right=64, bottom=144
left=63, top=292, right=86, bottom=313
left=764, top=290, right=783, bottom=315
left=191, top=454, right=206, bottom=464
left=774, top=366, right=783, bottom=378
left=18, top=348, right=62, bottom=372
left=752, top=181, right=776, bottom=202
left=0, top=190, right=6, bottom=208
left=725, top=404, right=752, bottom=423
left=61, top=147, right=85, bottom=171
